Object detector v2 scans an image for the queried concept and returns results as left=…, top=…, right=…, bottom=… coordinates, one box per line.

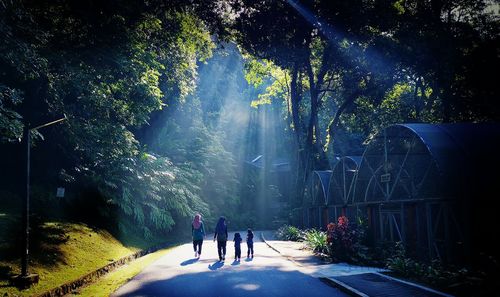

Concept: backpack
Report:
left=217, top=227, right=227, bottom=241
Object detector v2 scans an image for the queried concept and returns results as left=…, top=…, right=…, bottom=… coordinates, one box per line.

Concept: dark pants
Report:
left=235, top=246, right=241, bottom=259
left=247, top=242, right=254, bottom=257
left=217, top=240, right=227, bottom=259
left=193, top=240, right=203, bottom=255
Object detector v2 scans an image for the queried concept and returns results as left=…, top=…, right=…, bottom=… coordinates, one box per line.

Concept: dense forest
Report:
left=1, top=0, right=498, bottom=244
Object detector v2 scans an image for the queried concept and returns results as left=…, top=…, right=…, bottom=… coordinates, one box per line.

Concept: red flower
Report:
left=338, top=216, right=349, bottom=227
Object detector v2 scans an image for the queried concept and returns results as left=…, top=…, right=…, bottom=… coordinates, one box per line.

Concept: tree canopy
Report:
left=0, top=0, right=498, bottom=240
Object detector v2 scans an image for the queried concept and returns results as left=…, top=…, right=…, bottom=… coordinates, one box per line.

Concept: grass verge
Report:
left=74, top=247, right=174, bottom=296
left=0, top=222, right=142, bottom=296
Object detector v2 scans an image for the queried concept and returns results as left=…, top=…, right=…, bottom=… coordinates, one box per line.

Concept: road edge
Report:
left=260, top=232, right=361, bottom=297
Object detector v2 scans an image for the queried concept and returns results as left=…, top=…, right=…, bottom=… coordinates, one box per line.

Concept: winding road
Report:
left=111, top=231, right=349, bottom=297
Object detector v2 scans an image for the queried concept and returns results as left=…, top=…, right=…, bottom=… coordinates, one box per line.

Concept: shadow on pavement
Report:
left=208, top=261, right=224, bottom=270
left=180, top=258, right=199, bottom=266
left=114, top=266, right=346, bottom=297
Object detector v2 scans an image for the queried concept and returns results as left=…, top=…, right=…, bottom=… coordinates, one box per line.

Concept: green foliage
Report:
left=243, top=56, right=290, bottom=109
left=0, top=0, right=220, bottom=240
left=303, top=229, right=329, bottom=254
left=275, top=225, right=304, bottom=241
left=385, top=242, right=417, bottom=276
left=392, top=0, right=405, bottom=15
left=233, top=0, right=500, bottom=169
left=0, top=1, right=48, bottom=142
left=384, top=242, right=485, bottom=294
left=2, top=0, right=498, bottom=246
left=149, top=94, right=240, bottom=227
left=90, top=150, right=212, bottom=237
left=0, top=85, right=23, bottom=142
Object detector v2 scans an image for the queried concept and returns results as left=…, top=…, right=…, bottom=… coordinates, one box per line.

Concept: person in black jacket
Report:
left=213, top=216, right=228, bottom=261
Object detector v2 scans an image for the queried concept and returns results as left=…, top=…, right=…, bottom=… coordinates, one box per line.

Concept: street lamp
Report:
left=16, top=115, right=67, bottom=287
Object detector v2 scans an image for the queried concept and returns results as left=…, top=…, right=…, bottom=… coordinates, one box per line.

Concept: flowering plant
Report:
left=326, top=222, right=335, bottom=244
left=327, top=216, right=356, bottom=262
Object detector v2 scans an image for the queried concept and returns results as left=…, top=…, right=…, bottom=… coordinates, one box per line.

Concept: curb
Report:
left=259, top=232, right=369, bottom=297
left=373, top=272, right=455, bottom=297
left=260, top=232, right=305, bottom=267
left=259, top=232, right=282, bottom=255
left=319, top=277, right=369, bottom=297
left=260, top=233, right=453, bottom=297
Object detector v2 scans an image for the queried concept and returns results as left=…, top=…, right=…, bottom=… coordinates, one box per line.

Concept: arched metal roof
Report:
left=246, top=155, right=291, bottom=172
left=329, top=156, right=362, bottom=205
left=386, top=123, right=500, bottom=180
left=343, top=156, right=362, bottom=168
left=313, top=170, right=332, bottom=205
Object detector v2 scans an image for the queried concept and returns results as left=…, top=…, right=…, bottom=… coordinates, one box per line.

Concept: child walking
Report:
left=246, top=229, right=254, bottom=258
left=234, top=232, right=242, bottom=261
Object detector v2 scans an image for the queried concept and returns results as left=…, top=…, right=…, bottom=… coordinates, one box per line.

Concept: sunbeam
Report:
left=286, top=0, right=393, bottom=75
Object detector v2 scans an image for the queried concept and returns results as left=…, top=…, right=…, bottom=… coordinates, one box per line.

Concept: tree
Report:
left=0, top=0, right=224, bottom=239
left=231, top=0, right=499, bottom=223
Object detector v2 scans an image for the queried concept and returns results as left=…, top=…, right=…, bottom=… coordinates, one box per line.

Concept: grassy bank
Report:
left=0, top=221, right=148, bottom=296
left=75, top=247, right=174, bottom=296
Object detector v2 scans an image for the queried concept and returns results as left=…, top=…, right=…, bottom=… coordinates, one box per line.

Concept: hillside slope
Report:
left=0, top=221, right=142, bottom=296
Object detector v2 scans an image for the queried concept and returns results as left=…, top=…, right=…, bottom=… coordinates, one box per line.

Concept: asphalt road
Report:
left=111, top=231, right=349, bottom=297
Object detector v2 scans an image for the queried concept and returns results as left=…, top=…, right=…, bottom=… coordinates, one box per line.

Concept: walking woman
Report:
left=213, top=216, right=228, bottom=261
left=192, top=214, right=205, bottom=258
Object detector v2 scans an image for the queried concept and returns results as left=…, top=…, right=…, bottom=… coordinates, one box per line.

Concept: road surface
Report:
left=112, top=231, right=349, bottom=297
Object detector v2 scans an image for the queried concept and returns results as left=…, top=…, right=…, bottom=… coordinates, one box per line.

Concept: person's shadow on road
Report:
left=208, top=261, right=224, bottom=270
left=180, top=258, right=199, bottom=266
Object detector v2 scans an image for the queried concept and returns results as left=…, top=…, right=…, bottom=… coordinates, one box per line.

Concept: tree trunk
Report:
left=290, top=62, right=301, bottom=145
left=305, top=46, right=332, bottom=169
left=413, top=77, right=422, bottom=120
left=327, top=90, right=360, bottom=147
left=306, top=58, right=317, bottom=151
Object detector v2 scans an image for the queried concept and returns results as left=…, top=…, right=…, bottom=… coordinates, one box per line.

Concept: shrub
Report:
left=275, top=225, right=304, bottom=241
left=386, top=242, right=417, bottom=276
left=303, top=229, right=328, bottom=254
left=325, top=215, right=375, bottom=264
left=327, top=216, right=355, bottom=261
left=384, top=241, right=483, bottom=296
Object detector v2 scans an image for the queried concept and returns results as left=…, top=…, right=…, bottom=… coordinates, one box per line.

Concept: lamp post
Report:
left=18, top=116, right=67, bottom=286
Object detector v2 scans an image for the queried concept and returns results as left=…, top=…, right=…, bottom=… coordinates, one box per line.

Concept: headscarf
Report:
left=215, top=216, right=226, bottom=233
left=193, top=214, right=202, bottom=229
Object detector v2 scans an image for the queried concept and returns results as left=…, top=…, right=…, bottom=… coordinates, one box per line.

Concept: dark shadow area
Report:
left=0, top=215, right=68, bottom=268
left=0, top=265, right=15, bottom=289
left=115, top=266, right=345, bottom=297
left=180, top=258, right=199, bottom=266
left=208, top=261, right=224, bottom=271
left=0, top=265, right=13, bottom=280
left=23, top=219, right=69, bottom=267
